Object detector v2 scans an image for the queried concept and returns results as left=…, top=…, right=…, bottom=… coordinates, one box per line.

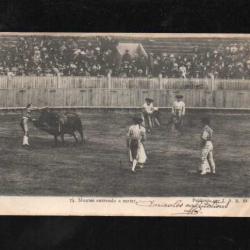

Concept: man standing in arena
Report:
left=127, top=117, right=147, bottom=172
left=142, top=98, right=154, bottom=132
left=171, top=94, right=185, bottom=132
left=20, top=103, right=34, bottom=147
left=148, top=99, right=161, bottom=128
left=20, top=103, right=47, bottom=147
left=199, top=117, right=216, bottom=175
left=152, top=107, right=161, bottom=128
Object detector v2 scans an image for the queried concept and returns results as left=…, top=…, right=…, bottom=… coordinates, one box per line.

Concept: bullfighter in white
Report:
left=127, top=117, right=147, bottom=172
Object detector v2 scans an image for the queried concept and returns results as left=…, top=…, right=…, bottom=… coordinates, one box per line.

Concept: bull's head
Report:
left=32, top=109, right=50, bottom=130
left=32, top=109, right=60, bottom=135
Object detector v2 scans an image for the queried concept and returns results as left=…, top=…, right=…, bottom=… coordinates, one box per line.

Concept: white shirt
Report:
left=127, top=125, right=146, bottom=141
left=172, top=101, right=185, bottom=115
left=179, top=66, right=187, bottom=78
left=179, top=66, right=186, bottom=74
left=142, top=102, right=154, bottom=114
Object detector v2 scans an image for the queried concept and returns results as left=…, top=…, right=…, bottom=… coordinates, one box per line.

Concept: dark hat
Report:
left=175, top=94, right=183, bottom=99
left=201, top=117, right=210, bottom=124
left=133, top=117, right=143, bottom=124
left=145, top=97, right=154, bottom=102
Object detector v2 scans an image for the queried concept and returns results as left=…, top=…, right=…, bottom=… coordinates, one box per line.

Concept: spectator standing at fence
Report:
left=127, top=117, right=147, bottom=172
left=199, top=117, right=216, bottom=175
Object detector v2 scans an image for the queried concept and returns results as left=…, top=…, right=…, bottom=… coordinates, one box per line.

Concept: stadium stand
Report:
left=0, top=35, right=250, bottom=79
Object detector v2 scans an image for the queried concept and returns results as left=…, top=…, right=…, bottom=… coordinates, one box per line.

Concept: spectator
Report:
left=179, top=64, right=187, bottom=79
left=122, top=50, right=132, bottom=63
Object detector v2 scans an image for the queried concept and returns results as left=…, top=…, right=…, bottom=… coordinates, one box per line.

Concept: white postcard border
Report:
left=0, top=196, right=249, bottom=217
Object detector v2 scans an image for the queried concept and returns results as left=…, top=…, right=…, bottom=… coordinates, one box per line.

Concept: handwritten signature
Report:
left=135, top=200, right=184, bottom=208
left=135, top=198, right=232, bottom=215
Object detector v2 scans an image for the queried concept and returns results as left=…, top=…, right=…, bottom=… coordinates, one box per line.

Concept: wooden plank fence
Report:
left=0, top=76, right=110, bottom=89
left=0, top=76, right=213, bottom=89
left=0, top=76, right=250, bottom=90
left=0, top=76, right=249, bottom=108
left=0, top=88, right=250, bottom=108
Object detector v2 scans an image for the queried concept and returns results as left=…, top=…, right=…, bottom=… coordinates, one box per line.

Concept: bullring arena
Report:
left=0, top=34, right=250, bottom=197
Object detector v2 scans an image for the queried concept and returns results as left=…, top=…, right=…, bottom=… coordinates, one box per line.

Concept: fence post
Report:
left=21, top=75, right=24, bottom=89
left=211, top=78, right=216, bottom=107
left=158, top=74, right=163, bottom=89
left=56, top=74, right=60, bottom=88
left=107, top=71, right=112, bottom=89
left=210, top=77, right=216, bottom=91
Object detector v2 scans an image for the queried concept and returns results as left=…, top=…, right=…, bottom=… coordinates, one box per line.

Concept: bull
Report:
left=32, top=109, right=85, bottom=145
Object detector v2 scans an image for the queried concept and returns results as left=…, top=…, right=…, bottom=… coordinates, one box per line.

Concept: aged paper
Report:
left=0, top=33, right=249, bottom=216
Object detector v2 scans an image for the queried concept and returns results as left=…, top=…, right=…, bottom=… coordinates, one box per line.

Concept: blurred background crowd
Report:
left=0, top=36, right=250, bottom=79
left=0, top=36, right=118, bottom=77
left=148, top=44, right=250, bottom=79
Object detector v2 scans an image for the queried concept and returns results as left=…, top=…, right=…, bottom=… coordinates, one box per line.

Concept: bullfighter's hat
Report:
left=175, top=94, right=183, bottom=99
left=133, top=117, right=143, bottom=124
left=145, top=98, right=154, bottom=102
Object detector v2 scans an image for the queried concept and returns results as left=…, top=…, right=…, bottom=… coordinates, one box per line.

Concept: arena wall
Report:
left=0, top=76, right=250, bottom=108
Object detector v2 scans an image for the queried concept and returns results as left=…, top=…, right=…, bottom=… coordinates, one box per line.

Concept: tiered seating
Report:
left=0, top=35, right=249, bottom=79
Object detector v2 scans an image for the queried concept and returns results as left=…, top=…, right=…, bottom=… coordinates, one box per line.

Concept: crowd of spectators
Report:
left=115, top=50, right=148, bottom=77
left=0, top=36, right=118, bottom=77
left=0, top=36, right=250, bottom=79
left=148, top=44, right=250, bottom=79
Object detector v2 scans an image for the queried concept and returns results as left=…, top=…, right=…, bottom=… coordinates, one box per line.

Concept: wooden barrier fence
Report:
left=0, top=88, right=249, bottom=108
left=0, top=76, right=250, bottom=90
left=0, top=76, right=249, bottom=108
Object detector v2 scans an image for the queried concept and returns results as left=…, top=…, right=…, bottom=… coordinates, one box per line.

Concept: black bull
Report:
left=32, top=110, right=85, bottom=145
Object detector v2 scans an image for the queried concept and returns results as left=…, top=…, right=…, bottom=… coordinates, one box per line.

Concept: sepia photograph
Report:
left=0, top=33, right=249, bottom=216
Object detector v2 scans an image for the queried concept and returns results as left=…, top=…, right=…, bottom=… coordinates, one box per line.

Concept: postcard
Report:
left=0, top=33, right=249, bottom=216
